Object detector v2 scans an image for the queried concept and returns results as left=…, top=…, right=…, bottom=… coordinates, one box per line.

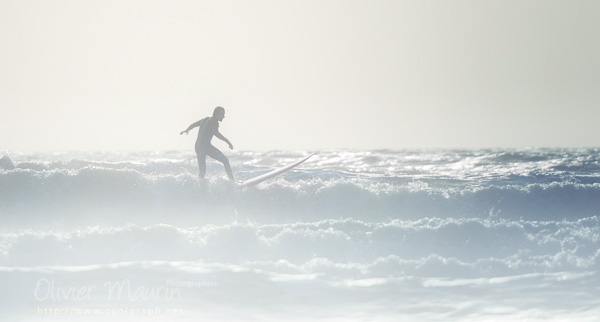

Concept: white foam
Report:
left=2, top=149, right=600, bottom=320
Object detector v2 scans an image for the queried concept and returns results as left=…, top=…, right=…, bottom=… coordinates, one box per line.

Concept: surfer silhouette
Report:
left=180, top=106, right=234, bottom=180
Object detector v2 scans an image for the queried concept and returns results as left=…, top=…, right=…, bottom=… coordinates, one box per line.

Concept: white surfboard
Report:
left=239, top=152, right=318, bottom=187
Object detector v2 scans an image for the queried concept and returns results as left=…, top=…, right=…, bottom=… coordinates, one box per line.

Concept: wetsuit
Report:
left=194, top=117, right=233, bottom=179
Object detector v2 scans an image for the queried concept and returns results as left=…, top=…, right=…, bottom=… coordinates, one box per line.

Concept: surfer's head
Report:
left=213, top=106, right=225, bottom=121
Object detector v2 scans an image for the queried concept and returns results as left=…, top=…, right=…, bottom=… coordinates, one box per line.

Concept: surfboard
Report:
left=239, top=152, right=318, bottom=187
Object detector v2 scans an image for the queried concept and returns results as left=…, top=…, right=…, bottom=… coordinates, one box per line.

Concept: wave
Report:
left=1, top=167, right=600, bottom=224
left=1, top=169, right=600, bottom=226
left=2, top=217, right=599, bottom=276
left=2, top=150, right=600, bottom=321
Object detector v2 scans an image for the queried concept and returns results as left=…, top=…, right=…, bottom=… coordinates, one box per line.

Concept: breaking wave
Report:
left=1, top=149, right=600, bottom=321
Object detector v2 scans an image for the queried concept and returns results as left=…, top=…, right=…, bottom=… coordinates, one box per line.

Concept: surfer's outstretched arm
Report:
left=215, top=131, right=234, bottom=149
left=180, top=120, right=202, bottom=135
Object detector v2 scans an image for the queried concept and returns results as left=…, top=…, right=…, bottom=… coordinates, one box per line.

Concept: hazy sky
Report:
left=1, top=0, right=599, bottom=151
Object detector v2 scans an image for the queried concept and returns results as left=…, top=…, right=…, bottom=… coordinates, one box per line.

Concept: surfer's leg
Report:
left=196, top=151, right=207, bottom=178
left=207, top=146, right=234, bottom=180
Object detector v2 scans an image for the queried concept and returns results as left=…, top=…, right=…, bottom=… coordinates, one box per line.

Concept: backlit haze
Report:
left=1, top=0, right=599, bottom=152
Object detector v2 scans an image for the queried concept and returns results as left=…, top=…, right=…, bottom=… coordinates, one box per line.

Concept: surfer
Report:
left=180, top=106, right=234, bottom=180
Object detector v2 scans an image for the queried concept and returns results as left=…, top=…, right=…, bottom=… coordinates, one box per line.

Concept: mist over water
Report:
left=1, top=149, right=599, bottom=321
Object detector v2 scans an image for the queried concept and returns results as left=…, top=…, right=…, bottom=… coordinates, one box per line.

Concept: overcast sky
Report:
left=1, top=0, right=599, bottom=152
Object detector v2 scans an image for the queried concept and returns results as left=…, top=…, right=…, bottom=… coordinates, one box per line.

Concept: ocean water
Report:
left=1, top=149, right=599, bottom=321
